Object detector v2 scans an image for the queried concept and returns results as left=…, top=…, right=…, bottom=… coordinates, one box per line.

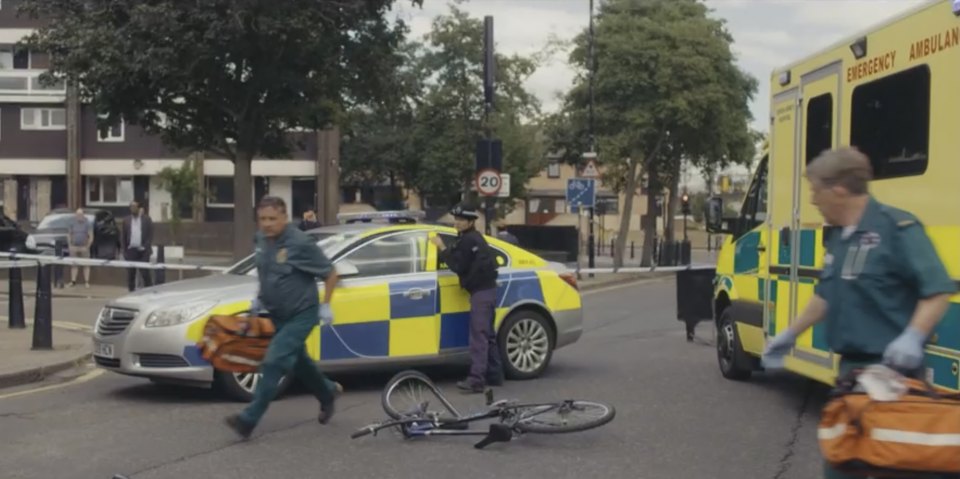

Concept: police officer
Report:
left=225, top=196, right=341, bottom=439
left=431, top=202, right=504, bottom=393
left=761, top=147, right=957, bottom=479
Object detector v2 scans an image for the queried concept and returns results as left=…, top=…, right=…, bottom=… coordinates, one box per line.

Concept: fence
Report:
left=1, top=249, right=228, bottom=351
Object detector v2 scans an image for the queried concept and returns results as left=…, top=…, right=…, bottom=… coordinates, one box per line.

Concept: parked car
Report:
left=91, top=221, right=584, bottom=401
left=25, top=208, right=101, bottom=255
left=0, top=210, right=33, bottom=254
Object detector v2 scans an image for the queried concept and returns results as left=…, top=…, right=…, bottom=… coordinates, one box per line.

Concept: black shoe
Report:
left=318, top=382, right=340, bottom=424
left=225, top=414, right=254, bottom=440
left=456, top=379, right=485, bottom=394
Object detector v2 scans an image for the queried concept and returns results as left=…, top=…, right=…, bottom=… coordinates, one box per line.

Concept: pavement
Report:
left=0, top=278, right=831, bottom=479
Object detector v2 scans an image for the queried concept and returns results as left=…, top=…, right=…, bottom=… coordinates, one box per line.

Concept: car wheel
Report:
left=717, top=309, right=753, bottom=381
left=214, top=370, right=292, bottom=402
left=498, top=310, right=554, bottom=380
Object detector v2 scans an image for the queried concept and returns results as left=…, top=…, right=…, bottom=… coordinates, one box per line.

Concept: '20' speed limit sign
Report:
left=476, top=169, right=502, bottom=196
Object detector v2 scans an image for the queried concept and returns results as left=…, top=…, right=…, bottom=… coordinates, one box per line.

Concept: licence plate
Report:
left=94, top=341, right=115, bottom=359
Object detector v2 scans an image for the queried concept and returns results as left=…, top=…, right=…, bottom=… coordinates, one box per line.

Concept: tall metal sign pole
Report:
left=587, top=0, right=597, bottom=272
left=482, top=15, right=497, bottom=235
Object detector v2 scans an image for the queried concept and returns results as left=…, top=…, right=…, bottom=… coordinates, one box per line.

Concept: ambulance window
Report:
left=849, top=65, right=930, bottom=179
left=805, top=93, right=833, bottom=164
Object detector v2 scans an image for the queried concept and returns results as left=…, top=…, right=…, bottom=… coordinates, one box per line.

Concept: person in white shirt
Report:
left=122, top=201, right=154, bottom=291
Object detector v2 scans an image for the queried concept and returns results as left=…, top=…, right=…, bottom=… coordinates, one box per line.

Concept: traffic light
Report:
left=681, top=193, right=691, bottom=215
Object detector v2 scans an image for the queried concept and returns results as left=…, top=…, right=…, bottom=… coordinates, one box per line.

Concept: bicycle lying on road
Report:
left=350, top=369, right=616, bottom=449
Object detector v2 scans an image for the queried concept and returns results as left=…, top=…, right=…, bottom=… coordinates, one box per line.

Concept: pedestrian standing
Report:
left=225, top=196, right=341, bottom=439
left=298, top=209, right=322, bottom=231
left=761, top=147, right=957, bottom=479
left=121, top=200, right=154, bottom=291
left=67, top=208, right=92, bottom=288
left=431, top=202, right=504, bottom=393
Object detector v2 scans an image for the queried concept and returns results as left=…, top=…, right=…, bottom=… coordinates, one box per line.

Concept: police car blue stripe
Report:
left=182, top=345, right=208, bottom=366
left=389, top=278, right=438, bottom=319
left=497, top=272, right=544, bottom=306
left=320, top=321, right=390, bottom=360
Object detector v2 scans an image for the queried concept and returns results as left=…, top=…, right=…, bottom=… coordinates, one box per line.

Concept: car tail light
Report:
left=559, top=272, right=578, bottom=291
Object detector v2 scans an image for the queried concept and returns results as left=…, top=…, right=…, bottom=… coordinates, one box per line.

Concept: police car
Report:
left=91, top=212, right=584, bottom=400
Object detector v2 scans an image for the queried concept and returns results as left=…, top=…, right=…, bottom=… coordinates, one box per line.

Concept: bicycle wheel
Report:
left=513, top=400, right=615, bottom=434
left=381, top=369, right=461, bottom=420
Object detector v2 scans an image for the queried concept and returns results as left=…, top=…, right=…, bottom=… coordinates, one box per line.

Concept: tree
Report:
left=156, top=159, right=202, bottom=245
left=19, top=0, right=422, bottom=259
left=550, top=0, right=759, bottom=266
left=411, top=5, right=545, bottom=209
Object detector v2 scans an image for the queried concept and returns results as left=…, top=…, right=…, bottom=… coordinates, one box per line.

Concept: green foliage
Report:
left=547, top=0, right=760, bottom=265
left=156, top=160, right=201, bottom=242
left=340, top=4, right=548, bottom=213
left=19, top=0, right=421, bottom=258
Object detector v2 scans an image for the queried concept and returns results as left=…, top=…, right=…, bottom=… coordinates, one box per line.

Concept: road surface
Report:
left=0, top=278, right=834, bottom=479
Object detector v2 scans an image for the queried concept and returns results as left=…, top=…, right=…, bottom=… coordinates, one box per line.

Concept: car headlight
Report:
left=144, top=301, right=217, bottom=328
left=25, top=235, right=36, bottom=250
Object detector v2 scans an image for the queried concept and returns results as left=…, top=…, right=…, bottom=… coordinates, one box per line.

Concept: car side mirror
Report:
left=335, top=259, right=360, bottom=277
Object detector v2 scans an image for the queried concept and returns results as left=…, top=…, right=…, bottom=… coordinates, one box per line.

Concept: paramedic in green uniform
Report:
left=225, top=196, right=341, bottom=439
left=761, top=147, right=957, bottom=479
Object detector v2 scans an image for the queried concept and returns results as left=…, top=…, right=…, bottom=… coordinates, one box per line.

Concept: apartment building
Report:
left=0, top=0, right=334, bottom=224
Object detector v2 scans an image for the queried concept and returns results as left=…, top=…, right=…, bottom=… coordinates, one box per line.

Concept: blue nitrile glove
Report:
left=883, top=326, right=927, bottom=372
left=319, top=303, right=333, bottom=326
left=250, top=298, right=263, bottom=314
left=761, top=329, right=798, bottom=370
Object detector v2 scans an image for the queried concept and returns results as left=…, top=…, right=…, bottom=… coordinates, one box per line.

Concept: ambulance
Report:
left=679, top=0, right=960, bottom=390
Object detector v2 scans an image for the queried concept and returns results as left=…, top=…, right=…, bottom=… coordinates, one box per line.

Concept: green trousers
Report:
left=823, top=358, right=955, bottom=479
left=239, top=305, right=336, bottom=427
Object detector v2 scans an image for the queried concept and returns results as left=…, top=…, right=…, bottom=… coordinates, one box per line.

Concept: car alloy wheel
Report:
left=505, top=317, right=550, bottom=374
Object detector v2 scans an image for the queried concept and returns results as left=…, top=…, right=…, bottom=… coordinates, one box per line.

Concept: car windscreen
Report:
left=225, top=232, right=358, bottom=276
left=36, top=214, right=93, bottom=231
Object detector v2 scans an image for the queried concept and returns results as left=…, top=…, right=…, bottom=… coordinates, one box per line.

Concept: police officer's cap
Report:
left=450, top=202, right=480, bottom=220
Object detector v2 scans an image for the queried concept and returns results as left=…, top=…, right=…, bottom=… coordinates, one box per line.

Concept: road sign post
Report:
left=581, top=152, right=598, bottom=275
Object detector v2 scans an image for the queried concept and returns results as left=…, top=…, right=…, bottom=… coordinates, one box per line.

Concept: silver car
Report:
left=92, top=223, right=584, bottom=401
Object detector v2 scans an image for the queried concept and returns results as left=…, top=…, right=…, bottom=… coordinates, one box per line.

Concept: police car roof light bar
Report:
left=336, top=210, right=427, bottom=224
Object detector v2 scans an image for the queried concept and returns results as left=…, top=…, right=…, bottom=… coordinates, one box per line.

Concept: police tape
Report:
left=0, top=252, right=230, bottom=272
left=573, top=264, right=714, bottom=274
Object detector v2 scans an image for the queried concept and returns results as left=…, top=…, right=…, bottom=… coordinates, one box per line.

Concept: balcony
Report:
left=0, top=69, right=65, bottom=102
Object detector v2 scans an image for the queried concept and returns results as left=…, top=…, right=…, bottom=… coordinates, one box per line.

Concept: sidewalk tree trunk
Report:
left=19, top=0, right=422, bottom=259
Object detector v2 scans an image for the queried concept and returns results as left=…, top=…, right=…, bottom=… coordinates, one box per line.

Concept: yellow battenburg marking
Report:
left=325, top=283, right=391, bottom=324
left=536, top=271, right=581, bottom=312
left=439, top=277, right=471, bottom=314
left=306, top=325, right=320, bottom=361
left=389, top=316, right=440, bottom=357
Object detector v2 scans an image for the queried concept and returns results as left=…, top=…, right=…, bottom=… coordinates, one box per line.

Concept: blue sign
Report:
left=566, top=178, right=595, bottom=212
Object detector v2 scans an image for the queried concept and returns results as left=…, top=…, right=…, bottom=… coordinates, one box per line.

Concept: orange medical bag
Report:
left=818, top=369, right=960, bottom=477
left=197, top=315, right=276, bottom=373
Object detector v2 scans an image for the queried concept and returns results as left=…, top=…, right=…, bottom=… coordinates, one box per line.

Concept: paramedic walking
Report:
left=761, top=147, right=957, bottom=479
left=225, top=196, right=341, bottom=439
left=431, top=203, right=504, bottom=393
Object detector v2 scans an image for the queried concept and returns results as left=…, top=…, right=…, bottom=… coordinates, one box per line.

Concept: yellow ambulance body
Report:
left=693, top=0, right=960, bottom=389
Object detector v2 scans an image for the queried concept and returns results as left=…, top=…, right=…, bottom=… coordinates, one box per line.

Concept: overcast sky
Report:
left=390, top=0, right=930, bottom=188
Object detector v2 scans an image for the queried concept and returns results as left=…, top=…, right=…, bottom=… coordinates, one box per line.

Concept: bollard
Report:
left=610, top=239, right=615, bottom=257
left=154, top=245, right=166, bottom=285
left=54, top=239, right=65, bottom=289
left=630, top=241, right=634, bottom=259
left=32, top=264, right=53, bottom=350
left=680, top=239, right=691, bottom=265
left=8, top=266, right=25, bottom=329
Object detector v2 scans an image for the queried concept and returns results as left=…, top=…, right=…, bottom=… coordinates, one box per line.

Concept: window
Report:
left=21, top=108, right=66, bottom=130
left=596, top=197, right=619, bottom=215
left=340, top=232, right=428, bottom=278
left=206, top=177, right=234, bottom=207
left=97, top=115, right=124, bottom=142
left=805, top=93, right=833, bottom=164
left=86, top=176, right=134, bottom=205
left=437, top=233, right=509, bottom=269
left=547, top=162, right=560, bottom=178
left=849, top=65, right=930, bottom=179
left=736, top=156, right=768, bottom=237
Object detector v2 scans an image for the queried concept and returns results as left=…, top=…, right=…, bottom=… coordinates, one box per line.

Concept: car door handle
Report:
left=404, top=288, right=426, bottom=300
left=757, top=243, right=766, bottom=252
